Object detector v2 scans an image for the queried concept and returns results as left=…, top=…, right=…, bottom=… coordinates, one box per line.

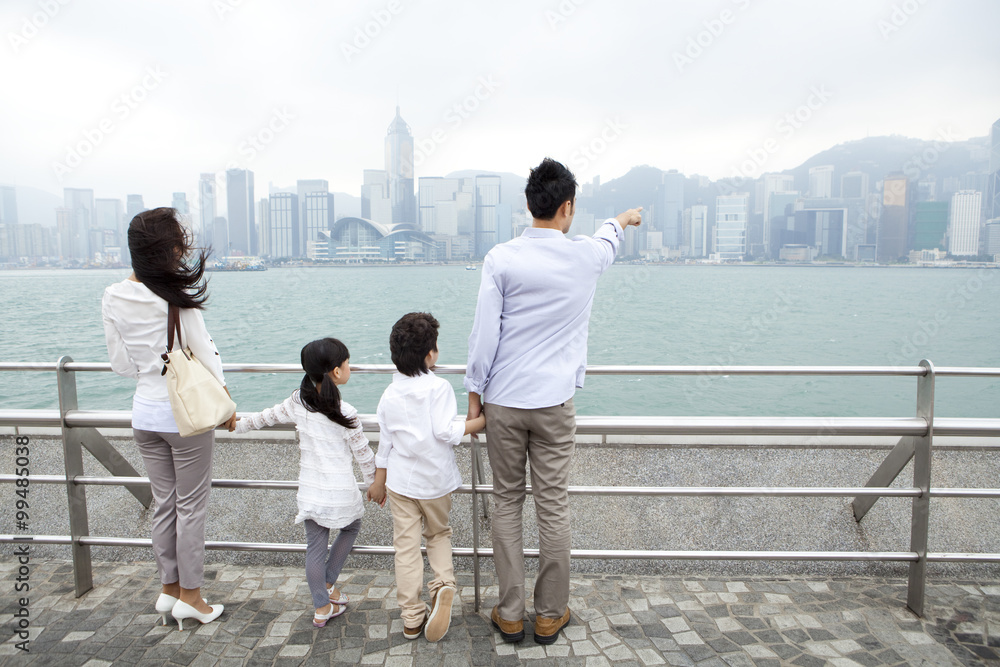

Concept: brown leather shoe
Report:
left=533, top=607, right=571, bottom=644
left=403, top=604, right=431, bottom=640
left=490, top=605, right=524, bottom=642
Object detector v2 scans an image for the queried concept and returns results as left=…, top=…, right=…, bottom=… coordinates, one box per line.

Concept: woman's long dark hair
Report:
left=299, top=338, right=358, bottom=429
left=128, top=207, right=210, bottom=309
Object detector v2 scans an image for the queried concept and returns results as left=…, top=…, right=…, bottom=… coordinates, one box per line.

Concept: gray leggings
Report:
left=304, top=518, right=361, bottom=609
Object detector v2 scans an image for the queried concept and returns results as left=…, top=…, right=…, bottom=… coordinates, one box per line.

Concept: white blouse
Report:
left=102, top=278, right=226, bottom=432
left=235, top=394, right=376, bottom=530
left=375, top=371, right=465, bottom=499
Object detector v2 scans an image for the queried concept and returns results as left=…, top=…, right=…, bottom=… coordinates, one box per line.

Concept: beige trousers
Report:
left=485, top=399, right=576, bottom=620
left=387, top=489, right=456, bottom=626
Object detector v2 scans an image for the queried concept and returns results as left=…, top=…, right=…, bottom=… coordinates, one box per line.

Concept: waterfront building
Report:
left=267, top=193, right=298, bottom=259
left=948, top=190, right=982, bottom=257
left=808, top=165, right=834, bottom=198
left=94, top=198, right=124, bottom=262
left=987, top=117, right=1000, bottom=221
left=296, top=180, right=329, bottom=256
left=658, top=170, right=684, bottom=248
left=689, top=204, right=709, bottom=258
left=417, top=177, right=461, bottom=234
left=226, top=169, right=256, bottom=255
left=329, top=217, right=437, bottom=262
left=0, top=186, right=17, bottom=224
left=257, top=198, right=270, bottom=257
left=761, top=173, right=796, bottom=254
left=767, top=191, right=801, bottom=258
left=840, top=171, right=870, bottom=200
left=916, top=178, right=937, bottom=203
left=362, top=169, right=391, bottom=225
left=912, top=201, right=948, bottom=251
left=985, top=219, right=1000, bottom=257
left=212, top=217, right=229, bottom=256
left=125, top=194, right=146, bottom=221
left=474, top=175, right=501, bottom=258
left=198, top=173, right=217, bottom=246
left=794, top=198, right=849, bottom=258
left=385, top=107, right=416, bottom=225
left=171, top=192, right=189, bottom=215
left=304, top=191, right=334, bottom=257
left=714, top=194, right=749, bottom=261
left=877, top=174, right=910, bottom=262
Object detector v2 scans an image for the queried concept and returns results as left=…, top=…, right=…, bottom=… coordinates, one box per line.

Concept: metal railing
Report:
left=2, top=358, right=1000, bottom=617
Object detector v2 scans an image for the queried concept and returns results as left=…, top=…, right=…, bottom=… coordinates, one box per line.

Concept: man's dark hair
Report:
left=390, top=312, right=440, bottom=377
left=524, top=158, right=578, bottom=220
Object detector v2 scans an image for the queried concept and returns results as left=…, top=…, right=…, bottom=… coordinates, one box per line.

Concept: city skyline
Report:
left=1, top=1, right=998, bottom=209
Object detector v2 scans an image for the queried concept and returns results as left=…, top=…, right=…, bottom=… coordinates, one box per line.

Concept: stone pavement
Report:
left=2, top=558, right=999, bottom=666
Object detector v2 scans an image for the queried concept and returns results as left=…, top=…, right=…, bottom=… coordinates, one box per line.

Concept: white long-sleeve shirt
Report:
left=464, top=219, right=623, bottom=409
left=375, top=371, right=465, bottom=499
left=235, top=394, right=376, bottom=529
left=102, top=278, right=226, bottom=432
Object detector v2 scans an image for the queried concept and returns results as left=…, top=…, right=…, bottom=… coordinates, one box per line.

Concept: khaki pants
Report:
left=485, top=399, right=576, bottom=620
left=387, top=489, right=456, bottom=626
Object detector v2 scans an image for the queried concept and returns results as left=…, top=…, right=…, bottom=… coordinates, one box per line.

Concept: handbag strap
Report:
left=167, top=304, right=184, bottom=352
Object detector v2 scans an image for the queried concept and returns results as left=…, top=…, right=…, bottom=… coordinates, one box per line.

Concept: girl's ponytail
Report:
left=298, top=338, right=358, bottom=429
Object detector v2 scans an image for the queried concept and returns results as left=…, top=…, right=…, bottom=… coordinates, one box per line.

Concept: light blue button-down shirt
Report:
left=464, top=219, right=624, bottom=409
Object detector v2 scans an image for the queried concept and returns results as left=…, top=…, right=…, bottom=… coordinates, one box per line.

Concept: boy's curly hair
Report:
left=390, top=312, right=440, bottom=377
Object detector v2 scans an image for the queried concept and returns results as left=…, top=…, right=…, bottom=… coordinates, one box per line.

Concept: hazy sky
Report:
left=1, top=0, right=998, bottom=208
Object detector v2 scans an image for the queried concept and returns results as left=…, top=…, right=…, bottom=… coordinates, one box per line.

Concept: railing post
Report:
left=470, top=434, right=482, bottom=612
left=906, top=359, right=934, bottom=616
left=57, top=356, right=93, bottom=597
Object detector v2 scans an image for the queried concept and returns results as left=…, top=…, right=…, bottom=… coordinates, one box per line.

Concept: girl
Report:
left=232, top=338, right=375, bottom=627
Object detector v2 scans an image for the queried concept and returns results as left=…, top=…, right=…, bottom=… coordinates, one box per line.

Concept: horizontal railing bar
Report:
left=1, top=362, right=962, bottom=377
left=932, top=418, right=1000, bottom=437
left=929, top=489, right=1000, bottom=498
left=928, top=553, right=1000, bottom=562
left=0, top=535, right=918, bottom=561
left=0, top=475, right=922, bottom=498
left=934, top=367, right=1000, bottom=378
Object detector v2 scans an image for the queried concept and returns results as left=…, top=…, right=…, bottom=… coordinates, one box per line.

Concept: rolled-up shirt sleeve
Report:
left=464, top=252, right=503, bottom=395
left=102, top=292, right=139, bottom=380
left=179, top=307, right=226, bottom=387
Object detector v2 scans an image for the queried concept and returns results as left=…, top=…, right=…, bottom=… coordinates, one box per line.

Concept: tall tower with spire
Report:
left=385, top=106, right=416, bottom=224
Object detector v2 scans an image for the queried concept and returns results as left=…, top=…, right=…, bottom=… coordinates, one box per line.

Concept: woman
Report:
left=102, top=207, right=234, bottom=629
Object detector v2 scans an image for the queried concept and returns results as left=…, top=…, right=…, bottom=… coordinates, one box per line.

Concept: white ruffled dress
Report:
left=235, top=392, right=376, bottom=529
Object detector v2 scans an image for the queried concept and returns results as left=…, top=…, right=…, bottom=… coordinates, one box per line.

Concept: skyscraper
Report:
left=987, top=117, right=1000, bottom=221
left=714, top=194, right=749, bottom=261
left=948, top=190, right=982, bottom=256
left=474, top=175, right=501, bottom=257
left=226, top=168, right=256, bottom=255
left=268, top=193, right=298, bottom=258
left=0, top=186, right=17, bottom=224
left=840, top=172, right=870, bottom=200
left=809, top=165, right=834, bottom=198
left=877, top=175, right=909, bottom=262
left=689, top=204, right=708, bottom=258
left=362, top=169, right=390, bottom=223
left=385, top=107, right=416, bottom=224
left=198, top=173, right=217, bottom=246
left=761, top=173, right=796, bottom=254
left=297, top=180, right=329, bottom=256
left=64, top=188, right=95, bottom=260
left=126, top=194, right=146, bottom=221
left=171, top=192, right=189, bottom=215
left=658, top=170, right=684, bottom=248
left=912, top=201, right=948, bottom=251
left=304, top=191, right=334, bottom=258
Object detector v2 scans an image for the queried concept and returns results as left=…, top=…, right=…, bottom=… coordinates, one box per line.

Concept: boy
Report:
left=367, top=312, right=486, bottom=642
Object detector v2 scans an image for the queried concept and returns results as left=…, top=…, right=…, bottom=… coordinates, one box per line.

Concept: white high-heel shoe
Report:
left=155, top=594, right=179, bottom=626
left=171, top=599, right=224, bottom=631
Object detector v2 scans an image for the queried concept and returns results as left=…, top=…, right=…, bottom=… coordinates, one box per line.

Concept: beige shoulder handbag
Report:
left=161, top=304, right=236, bottom=437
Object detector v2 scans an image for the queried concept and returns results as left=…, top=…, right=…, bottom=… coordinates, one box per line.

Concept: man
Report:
left=464, top=157, right=642, bottom=644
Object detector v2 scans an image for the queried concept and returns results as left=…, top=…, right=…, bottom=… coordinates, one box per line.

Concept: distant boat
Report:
left=208, top=257, right=267, bottom=272
left=465, top=264, right=476, bottom=271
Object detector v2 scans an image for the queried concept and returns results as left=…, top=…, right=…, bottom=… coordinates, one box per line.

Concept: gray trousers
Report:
left=304, top=518, right=361, bottom=609
left=134, top=428, right=214, bottom=589
left=485, top=399, right=576, bottom=620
